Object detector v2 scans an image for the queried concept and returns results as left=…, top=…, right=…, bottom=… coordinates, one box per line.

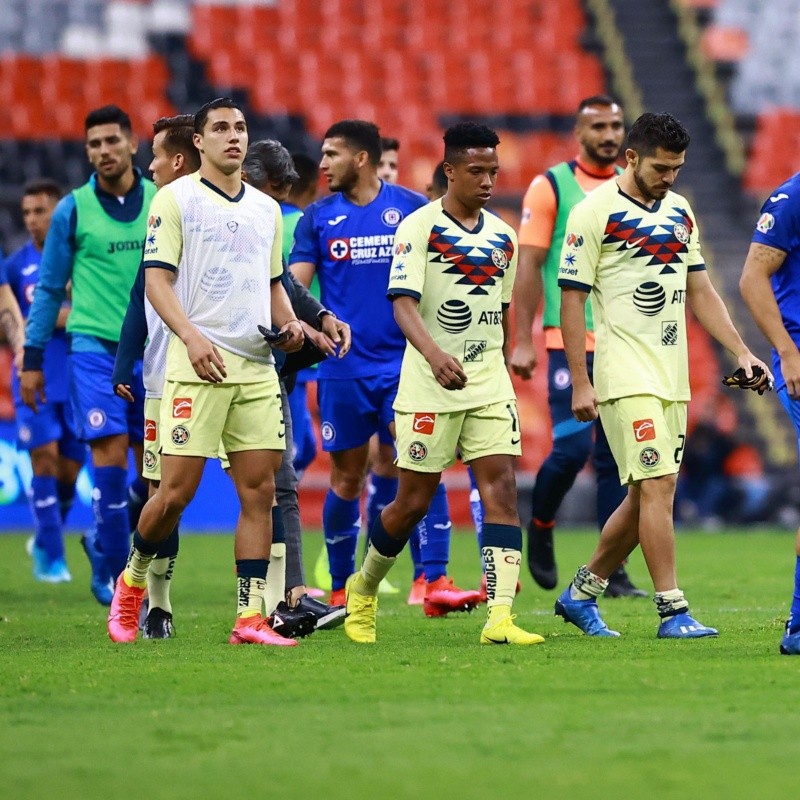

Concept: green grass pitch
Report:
left=2, top=528, right=799, bottom=799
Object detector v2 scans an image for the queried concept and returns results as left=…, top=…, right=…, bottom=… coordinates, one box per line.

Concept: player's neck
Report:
left=97, top=168, right=135, bottom=198
left=343, top=173, right=381, bottom=206
left=575, top=154, right=617, bottom=178
left=616, top=172, right=657, bottom=208
left=199, top=165, right=242, bottom=199
left=441, top=194, right=482, bottom=229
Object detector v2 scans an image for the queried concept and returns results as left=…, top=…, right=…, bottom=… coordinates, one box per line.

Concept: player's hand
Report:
left=320, top=314, right=352, bottom=358
left=301, top=322, right=336, bottom=357
left=509, top=341, right=537, bottom=380
left=185, top=329, right=227, bottom=383
left=13, top=347, right=23, bottom=373
left=114, top=383, right=135, bottom=403
left=779, top=349, right=800, bottom=399
left=571, top=381, right=598, bottom=422
left=20, top=369, right=46, bottom=412
left=723, top=353, right=774, bottom=395
left=428, top=349, right=468, bottom=391
left=274, top=319, right=304, bottom=353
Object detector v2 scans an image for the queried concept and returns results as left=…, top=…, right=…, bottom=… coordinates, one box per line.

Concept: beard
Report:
left=585, top=141, right=620, bottom=167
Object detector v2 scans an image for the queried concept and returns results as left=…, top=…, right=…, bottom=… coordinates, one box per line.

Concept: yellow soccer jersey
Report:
left=557, top=179, right=705, bottom=402
left=388, top=200, right=517, bottom=412
left=143, top=172, right=284, bottom=384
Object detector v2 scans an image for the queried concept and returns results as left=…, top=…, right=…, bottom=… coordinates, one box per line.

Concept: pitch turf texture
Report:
left=2, top=529, right=799, bottom=799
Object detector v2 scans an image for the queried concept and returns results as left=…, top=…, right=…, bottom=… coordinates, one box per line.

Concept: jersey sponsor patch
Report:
left=662, top=321, right=678, bottom=345
left=412, top=413, right=436, bottom=435
left=756, top=212, right=775, bottom=234
left=633, top=282, right=666, bottom=316
left=463, top=340, right=486, bottom=362
left=173, top=397, right=192, bottom=419
left=436, top=299, right=472, bottom=333
left=144, top=418, right=157, bottom=441
left=632, top=418, right=656, bottom=442
left=171, top=425, right=190, bottom=446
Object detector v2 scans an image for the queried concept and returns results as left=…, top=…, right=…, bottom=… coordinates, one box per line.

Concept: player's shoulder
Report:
left=760, top=173, right=800, bottom=215
left=384, top=182, right=428, bottom=210
left=663, top=189, right=696, bottom=219
left=303, top=192, right=344, bottom=223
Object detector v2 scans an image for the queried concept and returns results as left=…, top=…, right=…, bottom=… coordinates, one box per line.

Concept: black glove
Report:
left=721, top=365, right=773, bottom=395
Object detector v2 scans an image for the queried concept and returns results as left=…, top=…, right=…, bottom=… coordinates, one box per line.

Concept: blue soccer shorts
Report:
left=14, top=398, right=87, bottom=463
left=317, top=373, right=398, bottom=452
left=69, top=352, right=145, bottom=443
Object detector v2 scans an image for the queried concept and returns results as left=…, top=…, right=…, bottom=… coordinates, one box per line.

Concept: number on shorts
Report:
left=673, top=433, right=686, bottom=465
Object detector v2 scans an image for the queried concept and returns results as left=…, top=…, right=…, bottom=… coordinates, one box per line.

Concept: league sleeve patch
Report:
left=565, top=232, right=584, bottom=248
left=756, top=212, right=775, bottom=234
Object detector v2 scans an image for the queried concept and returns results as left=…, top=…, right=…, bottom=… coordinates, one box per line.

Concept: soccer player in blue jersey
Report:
left=291, top=120, right=478, bottom=616
left=21, top=105, right=153, bottom=604
left=739, top=172, right=800, bottom=654
left=1, top=180, right=86, bottom=581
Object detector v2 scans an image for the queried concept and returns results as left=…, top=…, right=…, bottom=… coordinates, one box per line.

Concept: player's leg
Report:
left=527, top=350, right=592, bottom=589
left=367, top=439, right=402, bottom=596
left=287, top=374, right=318, bottom=480
left=777, top=387, right=800, bottom=654
left=318, top=377, right=375, bottom=604
left=460, top=400, right=543, bottom=645
left=70, top=351, right=135, bottom=585
left=54, top=400, right=85, bottom=524
left=126, top=362, right=149, bottom=533
left=593, top=413, right=646, bottom=598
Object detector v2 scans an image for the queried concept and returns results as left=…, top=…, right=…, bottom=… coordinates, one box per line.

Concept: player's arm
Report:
left=287, top=204, right=319, bottom=288
left=288, top=270, right=351, bottom=357
left=270, top=278, right=304, bottom=353
left=0, top=283, right=24, bottom=366
left=20, top=197, right=75, bottom=411
left=739, top=242, right=800, bottom=396
left=560, top=288, right=597, bottom=421
left=113, top=264, right=148, bottom=402
left=687, top=268, right=772, bottom=384
left=510, top=176, right=557, bottom=379
left=392, top=296, right=466, bottom=390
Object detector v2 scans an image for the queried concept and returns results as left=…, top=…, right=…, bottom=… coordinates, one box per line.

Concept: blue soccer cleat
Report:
left=554, top=588, right=620, bottom=637
left=32, top=545, right=72, bottom=583
left=657, top=612, right=718, bottom=639
left=81, top=529, right=113, bottom=606
left=780, top=621, right=800, bottom=655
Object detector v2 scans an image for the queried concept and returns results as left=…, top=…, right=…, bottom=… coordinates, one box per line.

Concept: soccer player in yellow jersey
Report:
left=107, top=98, right=305, bottom=646
left=554, top=112, right=771, bottom=638
left=344, top=122, right=544, bottom=645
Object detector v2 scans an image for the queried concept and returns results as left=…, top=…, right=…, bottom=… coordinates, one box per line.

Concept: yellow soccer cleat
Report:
left=480, top=613, right=545, bottom=646
left=344, top=574, right=378, bottom=643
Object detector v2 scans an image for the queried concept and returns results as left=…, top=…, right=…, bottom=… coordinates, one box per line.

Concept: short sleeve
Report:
left=518, top=175, right=557, bottom=248
left=142, top=188, right=182, bottom=271
left=558, top=199, right=600, bottom=292
left=270, top=203, right=284, bottom=281
left=287, top=205, right=320, bottom=266
left=685, top=205, right=705, bottom=273
left=751, top=192, right=800, bottom=254
left=502, top=228, right=518, bottom=306
left=387, top=212, right=427, bottom=301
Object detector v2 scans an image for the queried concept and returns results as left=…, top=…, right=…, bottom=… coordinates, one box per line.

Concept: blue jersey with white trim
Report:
left=289, top=181, right=427, bottom=379
left=1, top=241, right=70, bottom=402
left=751, top=172, right=800, bottom=391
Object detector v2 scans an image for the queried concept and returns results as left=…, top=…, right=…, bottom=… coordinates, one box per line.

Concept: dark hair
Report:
left=85, top=104, right=132, bottom=134
left=290, top=152, right=319, bottom=194
left=443, top=121, right=500, bottom=163
left=626, top=112, right=690, bottom=157
left=577, top=95, right=621, bottom=114
left=193, top=97, right=245, bottom=134
left=324, top=120, right=382, bottom=166
left=153, top=114, right=200, bottom=171
left=22, top=178, right=63, bottom=202
left=431, top=161, right=447, bottom=194
left=243, top=140, right=299, bottom=188
left=381, top=137, right=400, bottom=152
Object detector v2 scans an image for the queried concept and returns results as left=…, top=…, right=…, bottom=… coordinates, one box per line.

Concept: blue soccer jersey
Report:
left=289, top=181, right=427, bottom=379
left=1, top=241, right=70, bottom=403
left=751, top=172, right=800, bottom=392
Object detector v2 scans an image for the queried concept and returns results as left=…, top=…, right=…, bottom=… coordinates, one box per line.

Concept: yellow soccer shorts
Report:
left=142, top=397, right=163, bottom=481
left=395, top=399, right=522, bottom=473
left=160, top=375, right=285, bottom=459
left=599, top=395, right=687, bottom=485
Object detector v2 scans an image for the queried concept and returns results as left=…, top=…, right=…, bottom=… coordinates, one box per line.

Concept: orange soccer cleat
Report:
left=407, top=575, right=426, bottom=605
left=423, top=576, right=482, bottom=618
left=107, top=575, right=146, bottom=643
left=229, top=614, right=299, bottom=646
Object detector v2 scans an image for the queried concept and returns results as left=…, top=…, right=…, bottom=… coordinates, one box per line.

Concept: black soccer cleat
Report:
left=142, top=607, right=175, bottom=639
left=291, top=593, right=347, bottom=630
left=604, top=566, right=648, bottom=598
left=269, top=602, right=317, bottom=639
left=527, top=520, right=558, bottom=590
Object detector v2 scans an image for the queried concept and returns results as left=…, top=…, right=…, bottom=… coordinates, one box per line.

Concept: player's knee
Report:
left=481, top=471, right=518, bottom=518
left=29, top=448, right=58, bottom=477
left=331, top=472, right=365, bottom=500
left=158, top=484, right=195, bottom=517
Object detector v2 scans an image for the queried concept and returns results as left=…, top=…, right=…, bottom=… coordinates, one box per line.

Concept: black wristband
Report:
left=22, top=346, right=44, bottom=371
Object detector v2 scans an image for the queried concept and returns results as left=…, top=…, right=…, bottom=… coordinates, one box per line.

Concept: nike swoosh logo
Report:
left=34, top=497, right=57, bottom=508
left=770, top=193, right=789, bottom=203
left=328, top=215, right=347, bottom=226
left=440, top=254, right=462, bottom=263
left=278, top=431, right=285, bottom=438
left=432, top=522, right=452, bottom=530
left=325, top=535, right=351, bottom=545
left=22, top=264, right=38, bottom=276
left=511, top=437, right=521, bottom=445
left=108, top=501, right=128, bottom=510
left=625, top=237, right=647, bottom=249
